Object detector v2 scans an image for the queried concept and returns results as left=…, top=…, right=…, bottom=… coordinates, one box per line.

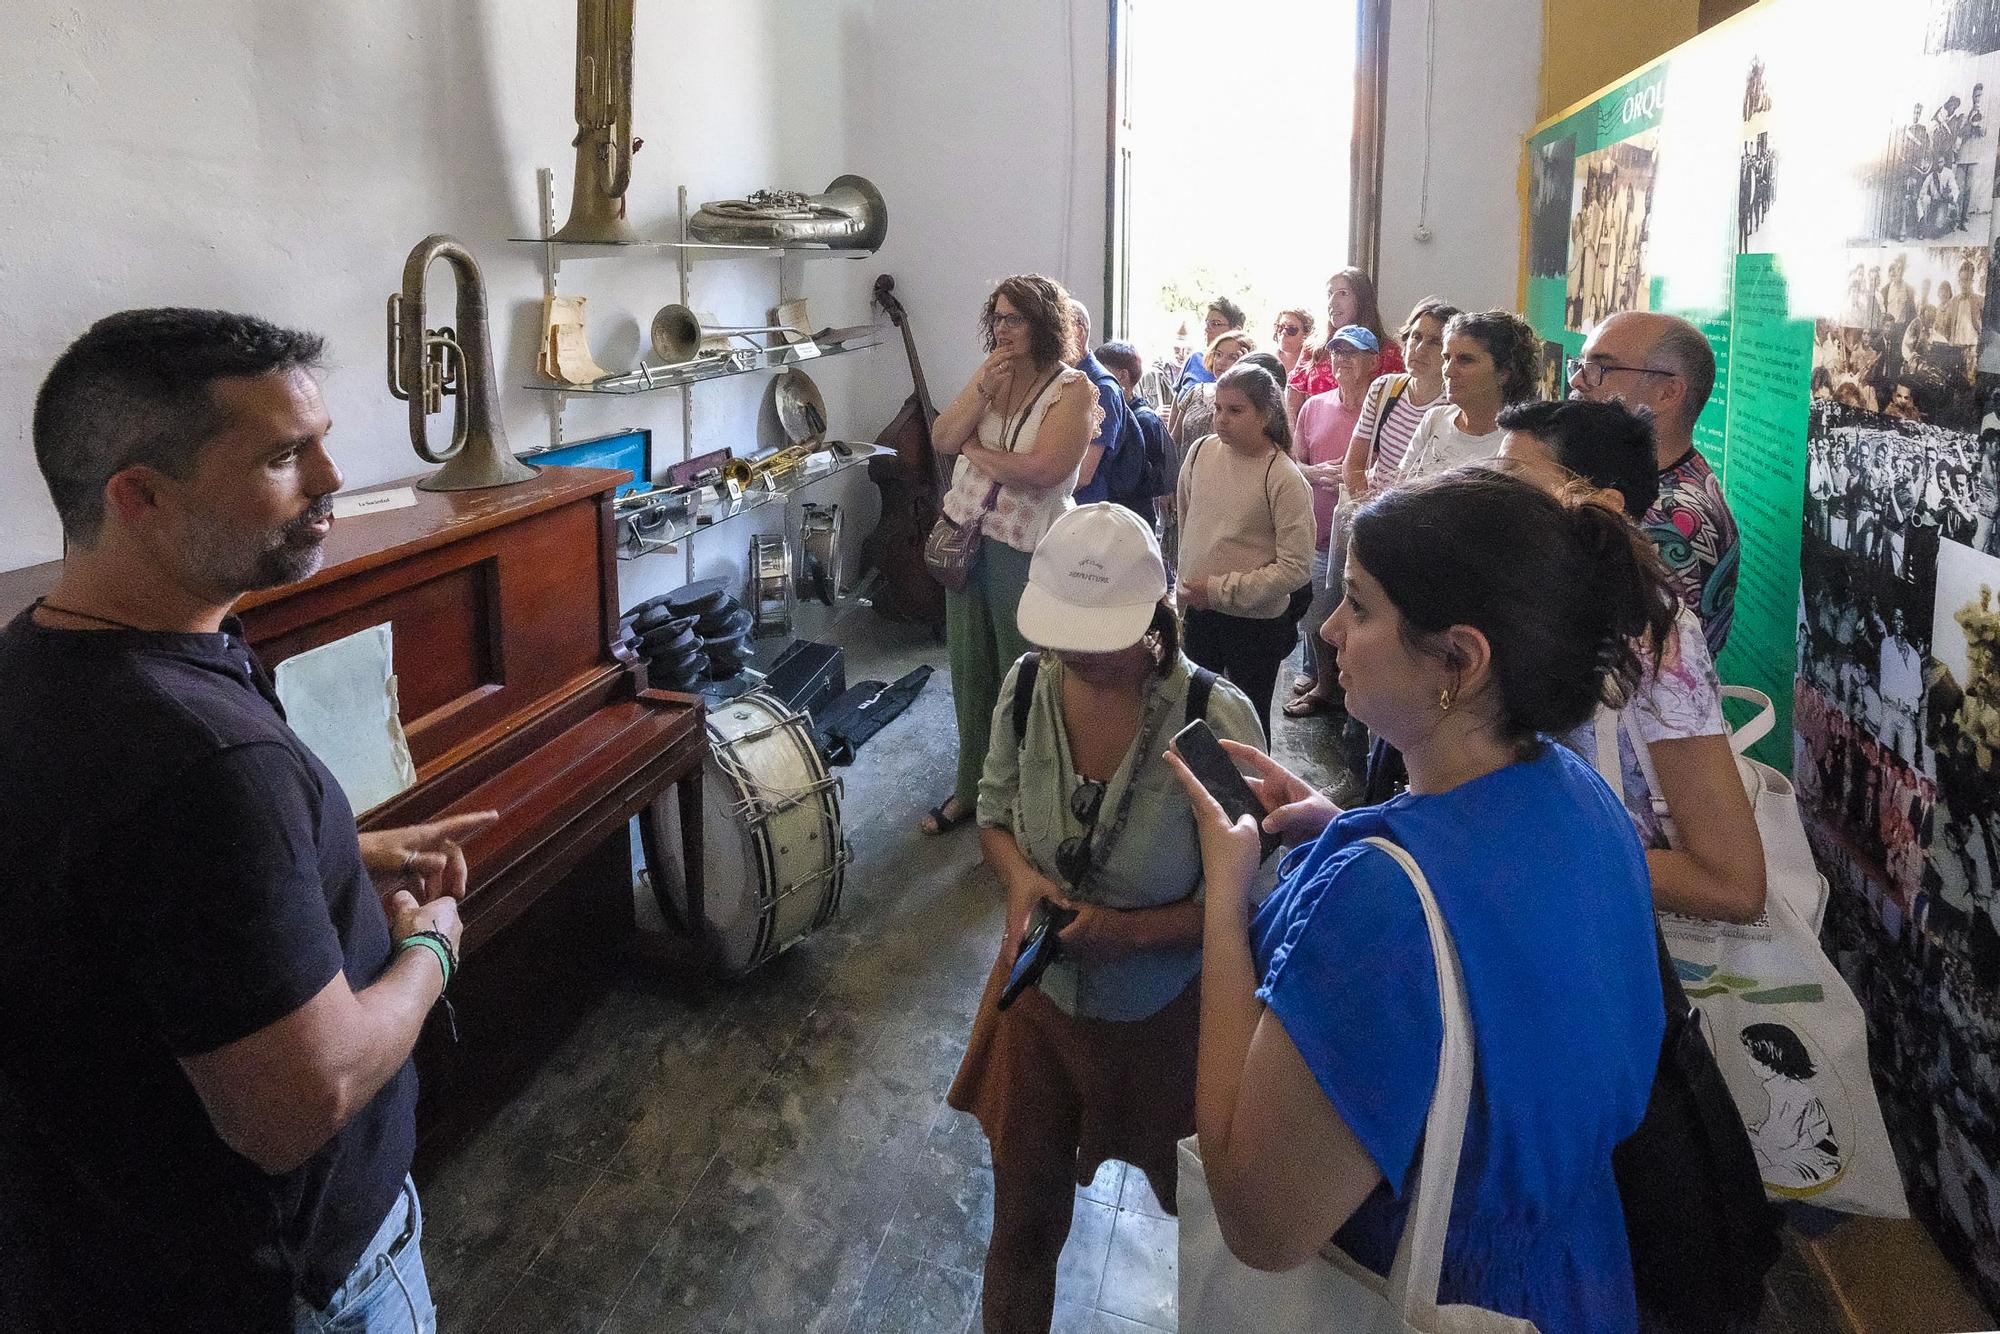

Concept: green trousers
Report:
left=945, top=540, right=1035, bottom=809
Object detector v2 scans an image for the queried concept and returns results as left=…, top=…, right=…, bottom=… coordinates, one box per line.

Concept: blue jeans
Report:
left=293, top=1176, right=436, bottom=1334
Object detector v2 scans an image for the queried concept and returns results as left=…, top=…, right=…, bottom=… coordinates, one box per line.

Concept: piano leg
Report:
left=677, top=768, right=707, bottom=959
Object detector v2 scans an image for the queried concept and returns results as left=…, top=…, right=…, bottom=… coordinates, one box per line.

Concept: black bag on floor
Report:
left=1614, top=927, right=1781, bottom=1327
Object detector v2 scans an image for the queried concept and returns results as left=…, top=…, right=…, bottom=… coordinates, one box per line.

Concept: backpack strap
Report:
left=1185, top=665, right=1216, bottom=727
left=1011, top=652, right=1042, bottom=745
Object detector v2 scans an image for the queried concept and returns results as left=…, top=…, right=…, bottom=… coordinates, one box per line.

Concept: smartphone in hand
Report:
left=998, top=898, right=1077, bottom=1011
left=1171, top=719, right=1283, bottom=862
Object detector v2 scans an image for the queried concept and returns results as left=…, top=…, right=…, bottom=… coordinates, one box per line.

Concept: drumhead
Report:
left=639, top=691, right=845, bottom=974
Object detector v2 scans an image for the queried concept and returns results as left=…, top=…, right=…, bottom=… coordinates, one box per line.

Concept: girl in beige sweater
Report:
left=1174, top=363, right=1317, bottom=739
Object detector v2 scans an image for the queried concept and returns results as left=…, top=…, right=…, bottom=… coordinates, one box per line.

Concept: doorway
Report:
left=1106, top=0, right=1362, bottom=370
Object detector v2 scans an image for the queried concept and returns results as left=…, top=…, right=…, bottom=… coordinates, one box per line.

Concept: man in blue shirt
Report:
left=1091, top=340, right=1169, bottom=528
left=1067, top=299, right=1133, bottom=506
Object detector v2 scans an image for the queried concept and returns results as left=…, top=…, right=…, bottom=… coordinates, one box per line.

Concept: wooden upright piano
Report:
left=0, top=465, right=706, bottom=1154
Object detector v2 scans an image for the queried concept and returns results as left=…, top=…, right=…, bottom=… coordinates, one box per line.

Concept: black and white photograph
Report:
left=1536, top=339, right=1565, bottom=401
left=1927, top=537, right=2000, bottom=897
left=1528, top=134, right=1576, bottom=279
left=1973, top=240, right=2000, bottom=372
left=1807, top=406, right=2000, bottom=576
left=1795, top=680, right=1937, bottom=906
left=1566, top=130, right=1658, bottom=332
left=1811, top=246, right=1987, bottom=428
left=1930, top=0, right=2000, bottom=56
left=1854, top=52, right=1999, bottom=247
left=1739, top=56, right=1777, bottom=253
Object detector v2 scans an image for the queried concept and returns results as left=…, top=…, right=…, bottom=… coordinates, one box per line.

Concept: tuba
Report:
left=687, top=176, right=888, bottom=250
left=386, top=235, right=539, bottom=492
left=550, top=0, right=641, bottom=244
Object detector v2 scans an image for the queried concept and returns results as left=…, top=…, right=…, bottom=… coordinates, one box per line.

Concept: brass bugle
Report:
left=650, top=303, right=801, bottom=364
left=386, top=235, right=540, bottom=492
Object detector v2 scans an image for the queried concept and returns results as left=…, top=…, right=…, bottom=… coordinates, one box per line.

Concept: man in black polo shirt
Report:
left=0, top=309, right=494, bottom=1331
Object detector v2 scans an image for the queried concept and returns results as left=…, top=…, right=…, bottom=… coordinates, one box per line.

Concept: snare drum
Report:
left=640, top=691, right=848, bottom=975
left=748, top=532, right=793, bottom=638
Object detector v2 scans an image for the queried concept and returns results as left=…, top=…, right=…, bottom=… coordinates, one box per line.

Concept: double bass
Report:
left=860, top=274, right=947, bottom=630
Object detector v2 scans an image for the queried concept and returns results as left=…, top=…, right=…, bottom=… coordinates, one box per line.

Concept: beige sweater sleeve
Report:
left=1213, top=454, right=1317, bottom=616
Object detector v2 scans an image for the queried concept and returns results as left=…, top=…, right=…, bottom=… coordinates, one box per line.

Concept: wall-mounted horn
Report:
left=386, top=235, right=540, bottom=492
left=550, top=0, right=642, bottom=244
left=649, top=303, right=800, bottom=364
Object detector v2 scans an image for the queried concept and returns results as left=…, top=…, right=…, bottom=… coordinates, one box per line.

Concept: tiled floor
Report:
left=417, top=609, right=1834, bottom=1332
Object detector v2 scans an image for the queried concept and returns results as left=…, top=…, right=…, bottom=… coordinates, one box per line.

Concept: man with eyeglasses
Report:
left=1568, top=311, right=1741, bottom=657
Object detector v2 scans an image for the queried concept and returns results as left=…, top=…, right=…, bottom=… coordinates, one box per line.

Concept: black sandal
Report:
left=921, top=800, right=972, bottom=835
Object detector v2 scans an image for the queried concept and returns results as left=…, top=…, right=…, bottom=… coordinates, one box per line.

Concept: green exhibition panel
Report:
left=1525, top=0, right=2000, bottom=1304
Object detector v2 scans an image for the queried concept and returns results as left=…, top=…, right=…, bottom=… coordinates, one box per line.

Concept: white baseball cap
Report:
left=1016, top=503, right=1168, bottom=653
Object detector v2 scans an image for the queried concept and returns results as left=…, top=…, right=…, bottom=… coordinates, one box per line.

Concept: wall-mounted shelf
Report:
left=526, top=336, right=881, bottom=398
left=510, top=236, right=874, bottom=263
left=616, top=449, right=879, bottom=562
left=526, top=168, right=886, bottom=585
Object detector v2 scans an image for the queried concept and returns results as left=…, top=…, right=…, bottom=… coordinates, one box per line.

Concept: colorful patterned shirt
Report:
left=1644, top=448, right=1740, bottom=657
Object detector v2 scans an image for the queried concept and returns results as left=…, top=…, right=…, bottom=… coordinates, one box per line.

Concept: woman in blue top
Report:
left=1164, top=468, right=1675, bottom=1333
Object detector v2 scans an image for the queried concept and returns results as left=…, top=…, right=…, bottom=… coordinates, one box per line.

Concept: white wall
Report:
left=1372, top=0, right=1545, bottom=324
left=1, top=0, right=1538, bottom=579
left=0, top=0, right=1107, bottom=588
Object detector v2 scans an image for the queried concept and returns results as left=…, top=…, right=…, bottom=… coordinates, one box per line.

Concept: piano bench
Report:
left=1785, top=1214, right=1991, bottom=1334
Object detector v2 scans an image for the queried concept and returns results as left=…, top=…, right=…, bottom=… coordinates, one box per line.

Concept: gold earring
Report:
left=1438, top=686, right=1455, bottom=714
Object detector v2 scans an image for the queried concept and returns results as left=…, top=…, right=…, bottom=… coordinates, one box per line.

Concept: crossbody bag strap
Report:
left=973, top=368, right=1064, bottom=518
left=1357, top=836, right=1476, bottom=1323
left=1000, top=366, right=1067, bottom=454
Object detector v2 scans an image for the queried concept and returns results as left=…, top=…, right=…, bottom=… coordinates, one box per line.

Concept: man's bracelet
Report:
left=396, top=930, right=456, bottom=991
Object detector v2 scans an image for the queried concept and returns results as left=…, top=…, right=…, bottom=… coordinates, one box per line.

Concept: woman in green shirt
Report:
left=948, top=503, right=1264, bottom=1334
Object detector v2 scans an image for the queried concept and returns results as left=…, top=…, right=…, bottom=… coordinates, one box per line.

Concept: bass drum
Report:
left=640, top=691, right=848, bottom=975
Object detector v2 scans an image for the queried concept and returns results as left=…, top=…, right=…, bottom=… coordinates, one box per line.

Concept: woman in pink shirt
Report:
left=1286, top=325, right=1381, bottom=719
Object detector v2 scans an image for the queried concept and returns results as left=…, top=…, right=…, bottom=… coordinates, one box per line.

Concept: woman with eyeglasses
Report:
left=949, top=503, right=1264, bottom=1334
left=1272, top=307, right=1314, bottom=428
left=922, top=275, right=1103, bottom=836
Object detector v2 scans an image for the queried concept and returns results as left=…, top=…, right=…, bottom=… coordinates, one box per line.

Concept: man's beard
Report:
left=183, top=499, right=335, bottom=595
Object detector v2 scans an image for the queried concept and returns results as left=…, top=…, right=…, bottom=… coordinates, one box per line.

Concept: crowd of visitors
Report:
left=922, top=265, right=1755, bottom=1333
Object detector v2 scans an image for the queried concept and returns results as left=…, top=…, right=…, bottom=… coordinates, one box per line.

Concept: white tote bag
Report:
left=1592, top=697, right=1907, bottom=1218
left=1176, top=837, right=1536, bottom=1334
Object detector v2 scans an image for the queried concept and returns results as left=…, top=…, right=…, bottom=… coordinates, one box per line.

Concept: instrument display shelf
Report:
left=510, top=236, right=874, bottom=263
left=525, top=335, right=881, bottom=397
left=616, top=448, right=881, bottom=562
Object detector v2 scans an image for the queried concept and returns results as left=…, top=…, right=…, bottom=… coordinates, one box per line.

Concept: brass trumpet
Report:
left=386, top=235, right=539, bottom=492
left=550, top=0, right=640, bottom=244
left=721, top=444, right=817, bottom=492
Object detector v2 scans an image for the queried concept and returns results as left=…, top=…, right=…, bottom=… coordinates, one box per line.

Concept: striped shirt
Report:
left=1354, top=374, right=1443, bottom=488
